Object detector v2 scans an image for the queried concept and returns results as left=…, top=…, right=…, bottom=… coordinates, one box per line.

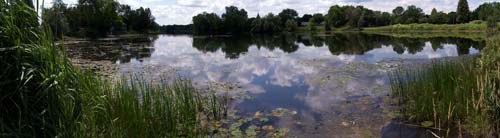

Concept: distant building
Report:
left=300, top=22, right=309, bottom=26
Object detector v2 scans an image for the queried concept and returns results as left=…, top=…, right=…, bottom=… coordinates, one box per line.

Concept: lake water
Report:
left=67, top=33, right=485, bottom=137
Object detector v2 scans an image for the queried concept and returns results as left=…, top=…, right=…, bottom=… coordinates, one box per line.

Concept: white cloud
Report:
left=48, top=0, right=498, bottom=25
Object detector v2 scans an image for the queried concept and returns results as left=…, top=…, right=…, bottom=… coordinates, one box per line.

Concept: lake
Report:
left=67, top=33, right=485, bottom=137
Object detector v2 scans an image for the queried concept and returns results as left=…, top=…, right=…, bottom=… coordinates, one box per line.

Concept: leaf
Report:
left=245, top=125, right=258, bottom=137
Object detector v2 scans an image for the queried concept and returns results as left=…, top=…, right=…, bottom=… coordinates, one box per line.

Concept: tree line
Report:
left=192, top=0, right=500, bottom=34
left=42, top=0, right=159, bottom=38
left=192, top=33, right=483, bottom=59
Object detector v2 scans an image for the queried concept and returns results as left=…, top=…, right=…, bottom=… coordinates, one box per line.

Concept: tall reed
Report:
left=0, top=0, right=226, bottom=137
left=390, top=35, right=500, bottom=136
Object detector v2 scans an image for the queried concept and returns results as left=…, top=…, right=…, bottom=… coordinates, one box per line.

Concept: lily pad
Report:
left=271, top=108, right=288, bottom=117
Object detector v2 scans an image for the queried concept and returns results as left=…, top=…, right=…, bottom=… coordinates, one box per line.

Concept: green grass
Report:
left=363, top=32, right=488, bottom=41
left=297, top=25, right=359, bottom=33
left=364, top=20, right=499, bottom=32
left=390, top=35, right=500, bottom=136
left=0, top=1, right=226, bottom=137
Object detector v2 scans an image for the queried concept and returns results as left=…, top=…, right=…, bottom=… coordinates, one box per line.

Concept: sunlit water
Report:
left=67, top=33, right=484, bottom=137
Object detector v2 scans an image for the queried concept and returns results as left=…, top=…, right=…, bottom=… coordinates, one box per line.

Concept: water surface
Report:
left=67, top=33, right=485, bottom=137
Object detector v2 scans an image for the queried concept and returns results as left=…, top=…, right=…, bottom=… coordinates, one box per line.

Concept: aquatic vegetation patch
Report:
left=390, top=46, right=500, bottom=137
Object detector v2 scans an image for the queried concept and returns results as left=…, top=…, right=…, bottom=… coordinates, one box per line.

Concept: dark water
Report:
left=67, top=33, right=485, bottom=137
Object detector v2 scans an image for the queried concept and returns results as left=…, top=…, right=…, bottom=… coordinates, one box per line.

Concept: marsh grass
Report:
left=365, top=20, right=499, bottom=32
left=0, top=0, right=226, bottom=137
left=390, top=36, right=500, bottom=136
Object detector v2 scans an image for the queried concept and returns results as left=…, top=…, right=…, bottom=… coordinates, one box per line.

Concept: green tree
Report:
left=251, top=13, right=281, bottom=33
left=193, top=12, right=222, bottom=34
left=344, top=6, right=362, bottom=27
left=447, top=12, right=458, bottom=24
left=325, top=21, right=332, bottom=31
left=76, top=0, right=123, bottom=37
left=392, top=6, right=404, bottom=24
left=357, top=12, right=365, bottom=28
left=284, top=19, right=298, bottom=32
left=486, top=16, right=498, bottom=30
left=312, top=13, right=324, bottom=25
left=429, top=8, right=438, bottom=23
left=42, top=0, right=70, bottom=38
left=222, top=6, right=249, bottom=34
left=474, top=2, right=500, bottom=21
left=403, top=5, right=424, bottom=24
left=457, top=0, right=470, bottom=23
left=307, top=18, right=317, bottom=31
left=278, top=9, right=299, bottom=25
left=300, top=14, right=313, bottom=24
left=326, top=5, right=346, bottom=27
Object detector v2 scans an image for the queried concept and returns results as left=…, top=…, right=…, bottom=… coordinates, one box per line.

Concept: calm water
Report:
left=68, top=33, right=485, bottom=137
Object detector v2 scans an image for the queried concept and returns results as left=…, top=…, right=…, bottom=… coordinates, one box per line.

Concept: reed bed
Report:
left=365, top=20, right=498, bottom=32
left=0, top=1, right=226, bottom=137
left=390, top=35, right=500, bottom=137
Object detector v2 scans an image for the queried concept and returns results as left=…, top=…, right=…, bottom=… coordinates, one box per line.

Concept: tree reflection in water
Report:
left=192, top=33, right=484, bottom=59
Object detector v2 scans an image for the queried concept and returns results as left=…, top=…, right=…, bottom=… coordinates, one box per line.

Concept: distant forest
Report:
left=187, top=0, right=499, bottom=34
left=43, top=0, right=159, bottom=38
left=43, top=0, right=500, bottom=36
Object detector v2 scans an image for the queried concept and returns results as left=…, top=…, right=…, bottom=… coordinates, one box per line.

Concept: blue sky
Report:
left=47, top=0, right=499, bottom=25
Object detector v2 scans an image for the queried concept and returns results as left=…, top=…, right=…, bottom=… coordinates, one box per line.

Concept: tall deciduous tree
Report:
left=284, top=19, right=298, bottom=32
left=457, top=0, right=470, bottom=23
left=278, top=9, right=298, bottom=25
left=42, top=0, right=70, bottom=38
left=222, top=6, right=249, bottom=34
left=312, top=13, right=324, bottom=25
left=326, top=5, right=346, bottom=27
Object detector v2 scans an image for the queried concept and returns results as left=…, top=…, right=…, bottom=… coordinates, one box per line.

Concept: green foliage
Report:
left=457, top=0, right=471, bottom=23
left=42, top=0, right=158, bottom=38
left=390, top=58, right=499, bottom=136
left=42, top=0, right=69, bottom=38
left=222, top=6, right=249, bottom=34
left=160, top=24, right=193, bottom=34
left=486, top=17, right=499, bottom=30
left=481, top=35, right=500, bottom=68
left=326, top=5, right=391, bottom=28
left=193, top=12, right=223, bottom=34
left=390, top=35, right=500, bottom=136
left=307, top=18, right=317, bottom=31
left=284, top=19, right=298, bottom=32
left=299, top=14, right=312, bottom=24
left=1, top=1, right=225, bottom=137
left=192, top=2, right=495, bottom=34
left=250, top=13, right=282, bottom=33
left=403, top=5, right=425, bottom=24
left=120, top=5, right=158, bottom=33
left=278, top=9, right=298, bottom=26
left=312, top=13, right=324, bottom=25
left=76, top=0, right=124, bottom=37
left=326, top=5, right=346, bottom=28
left=364, top=21, right=489, bottom=32
left=473, top=2, right=500, bottom=21
left=429, top=8, right=449, bottom=24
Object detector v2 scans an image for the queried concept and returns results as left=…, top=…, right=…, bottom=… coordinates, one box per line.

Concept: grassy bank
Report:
left=390, top=35, right=500, bottom=137
left=362, top=32, right=488, bottom=41
left=0, top=1, right=226, bottom=137
left=364, top=20, right=500, bottom=32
